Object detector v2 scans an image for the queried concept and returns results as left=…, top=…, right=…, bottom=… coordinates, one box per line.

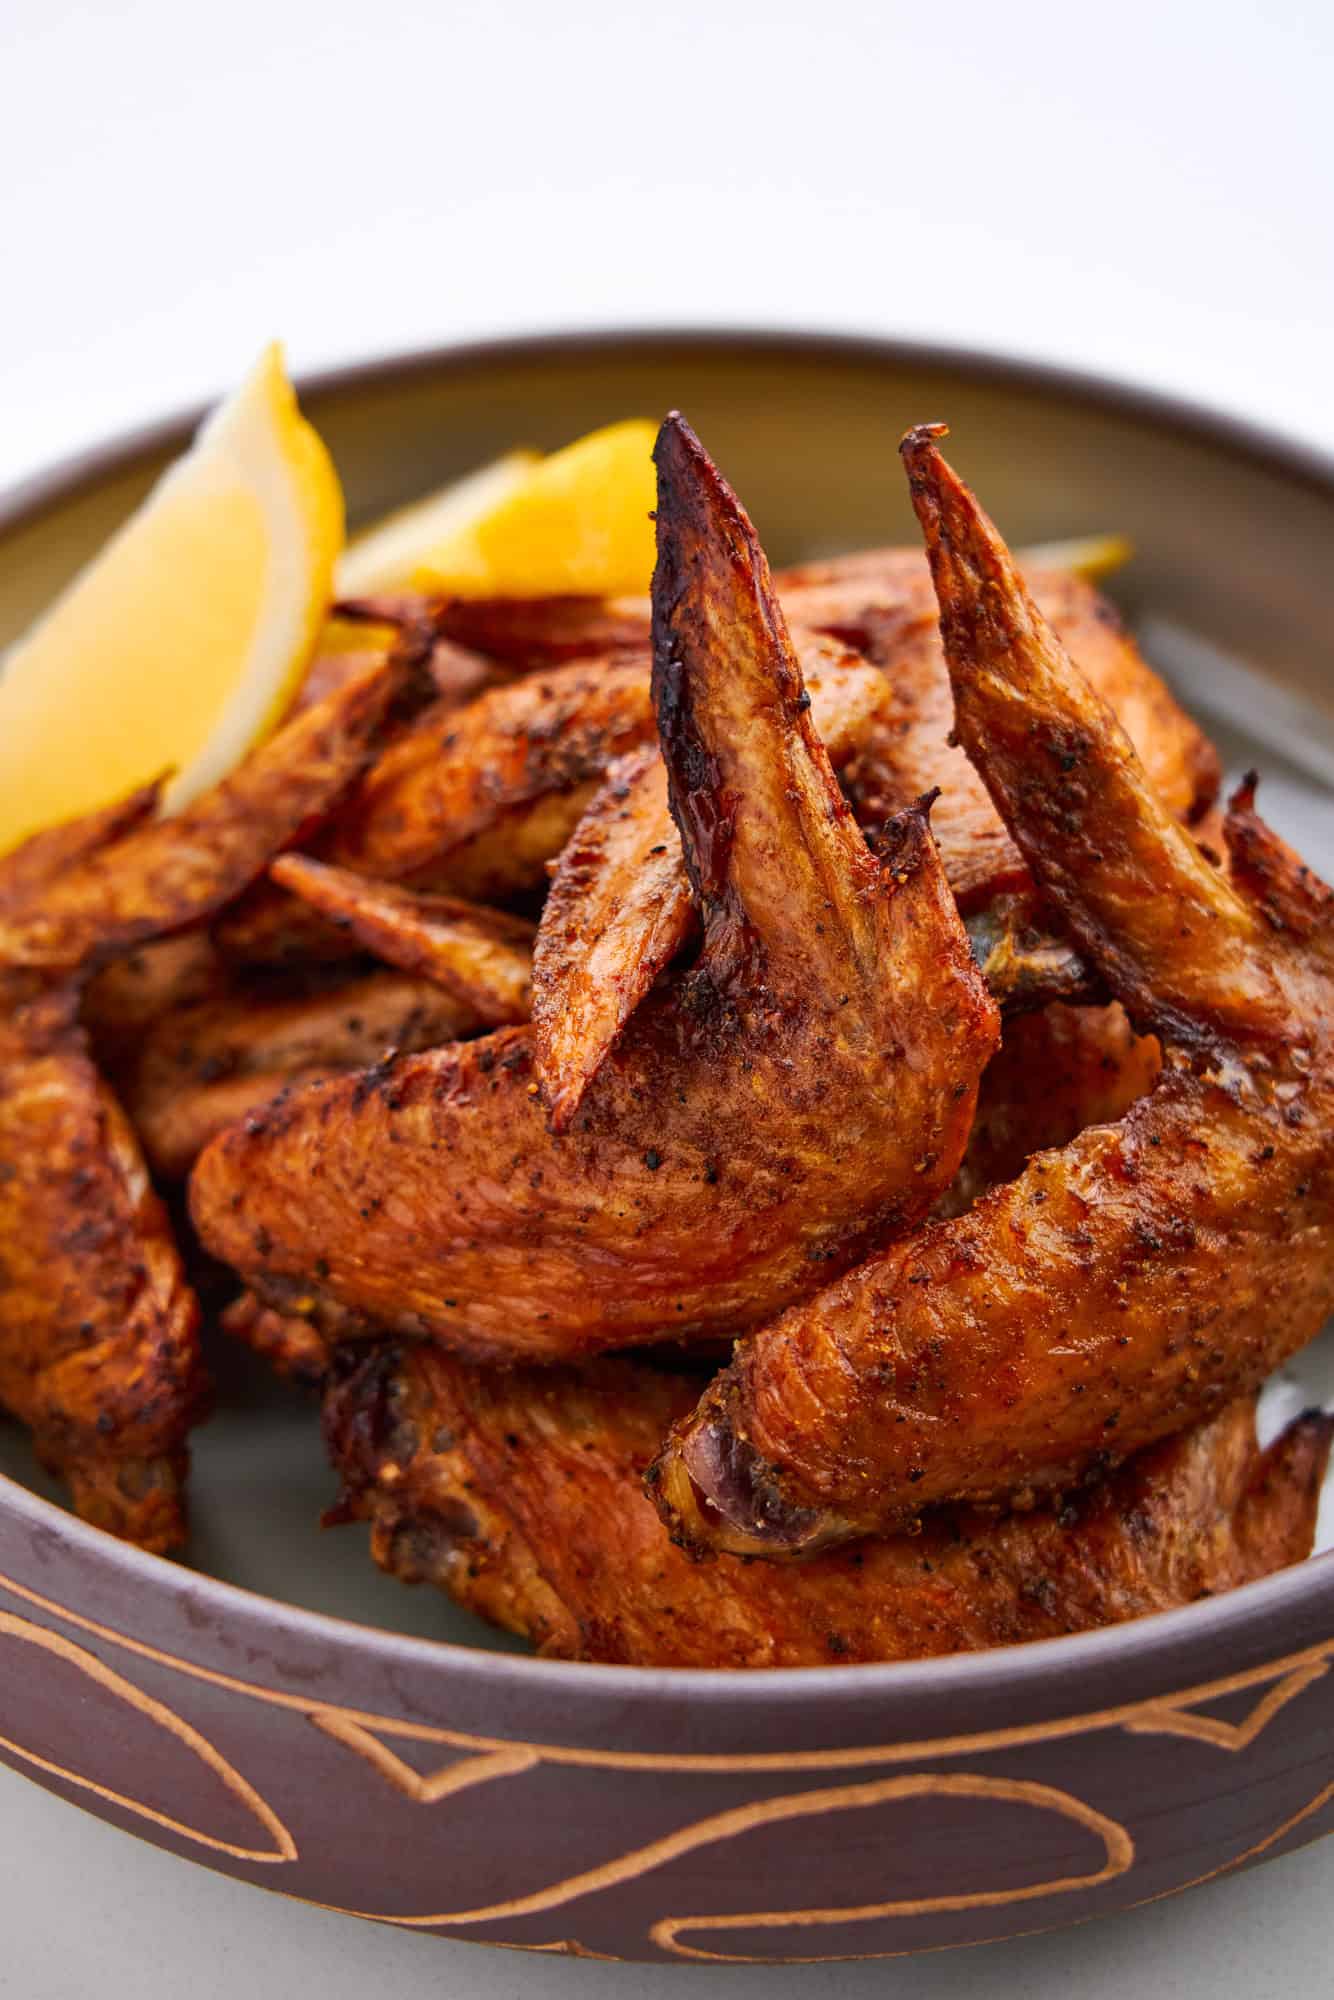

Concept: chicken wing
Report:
left=830, top=567, right=1218, bottom=907
left=212, top=658, right=654, bottom=965
left=0, top=975, right=207, bottom=1549
left=0, top=646, right=423, bottom=1546
left=528, top=577, right=1212, bottom=1122
left=0, top=642, right=427, bottom=972
left=190, top=415, right=998, bottom=1359
left=323, top=1345, right=1330, bottom=1668
left=939, top=1001, right=1161, bottom=1221
left=221, top=978, right=1158, bottom=1387
left=653, top=428, right=1334, bottom=1555
left=122, top=963, right=490, bottom=1178
left=268, top=859, right=534, bottom=1024
left=531, top=637, right=890, bottom=1129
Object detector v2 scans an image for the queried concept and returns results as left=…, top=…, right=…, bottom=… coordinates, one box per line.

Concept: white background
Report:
left=1, top=1, right=1332, bottom=1993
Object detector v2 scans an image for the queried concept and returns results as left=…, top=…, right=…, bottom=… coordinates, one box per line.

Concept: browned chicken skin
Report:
left=0, top=646, right=426, bottom=973
left=121, top=863, right=538, bottom=1180
left=221, top=993, right=1160, bottom=1385
left=268, top=859, right=535, bottom=1024
left=0, top=976, right=207, bottom=1551
left=0, top=649, right=421, bottom=1548
left=222, top=1291, right=334, bottom=1390
left=213, top=657, right=654, bottom=966
left=323, top=1345, right=1330, bottom=1668
left=526, top=577, right=1213, bottom=1124
left=432, top=593, right=652, bottom=668
left=121, top=963, right=488, bottom=1179
left=123, top=872, right=535, bottom=1178
left=82, top=931, right=224, bottom=1075
left=531, top=637, right=891, bottom=1130
left=652, top=428, right=1334, bottom=1556
left=939, top=1001, right=1161, bottom=1221
left=190, top=416, right=998, bottom=1360
left=830, top=566, right=1218, bottom=908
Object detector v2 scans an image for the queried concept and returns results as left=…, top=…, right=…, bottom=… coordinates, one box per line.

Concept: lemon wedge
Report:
left=412, top=419, right=657, bottom=598
left=1021, top=532, right=1133, bottom=580
left=337, top=451, right=539, bottom=598
left=0, top=344, right=343, bottom=857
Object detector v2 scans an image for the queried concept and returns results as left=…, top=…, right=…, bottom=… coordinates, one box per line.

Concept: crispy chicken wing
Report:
left=831, top=567, right=1218, bottom=907
left=0, top=645, right=426, bottom=973
left=939, top=1001, right=1161, bottom=1221
left=527, top=576, right=1212, bottom=1121
left=190, top=416, right=998, bottom=1359
left=220, top=987, right=1159, bottom=1385
left=323, top=1346, right=1330, bottom=1667
left=0, top=976, right=207, bottom=1549
left=213, top=659, right=654, bottom=965
left=531, top=637, right=890, bottom=1129
left=122, top=963, right=488, bottom=1178
left=653, top=428, right=1334, bottom=1555
left=268, top=859, right=534, bottom=1024
left=0, top=648, right=422, bottom=1547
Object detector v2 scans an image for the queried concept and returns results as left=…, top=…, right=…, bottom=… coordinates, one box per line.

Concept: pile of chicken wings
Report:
left=3, top=414, right=1331, bottom=1667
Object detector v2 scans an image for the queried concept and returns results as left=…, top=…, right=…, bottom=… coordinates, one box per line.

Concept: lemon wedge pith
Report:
left=0, top=344, right=343, bottom=858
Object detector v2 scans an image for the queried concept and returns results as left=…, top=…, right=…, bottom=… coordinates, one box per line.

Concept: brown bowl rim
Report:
left=1, top=323, right=1331, bottom=1707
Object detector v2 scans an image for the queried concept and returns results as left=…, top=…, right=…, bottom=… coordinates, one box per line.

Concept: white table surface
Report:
left=1, top=0, right=1332, bottom=1991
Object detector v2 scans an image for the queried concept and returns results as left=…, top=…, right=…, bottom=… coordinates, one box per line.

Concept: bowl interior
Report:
left=2, top=331, right=1332, bottom=1652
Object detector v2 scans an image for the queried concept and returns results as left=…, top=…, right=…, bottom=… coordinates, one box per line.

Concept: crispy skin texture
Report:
left=0, top=647, right=426, bottom=973
left=0, top=978, right=207, bottom=1549
left=222, top=1291, right=332, bottom=1389
left=435, top=594, right=652, bottom=667
left=293, top=636, right=502, bottom=718
left=212, top=660, right=651, bottom=964
left=191, top=416, right=997, bottom=1360
left=833, top=572, right=1219, bottom=910
left=134, top=1068, right=338, bottom=1183
left=938, top=1002, right=1161, bottom=1220
left=323, top=1347, right=1330, bottom=1668
left=324, top=658, right=653, bottom=884
left=82, top=932, right=224, bottom=1076
left=531, top=639, right=890, bottom=1129
left=270, top=859, right=533, bottom=1025
left=654, top=430, right=1334, bottom=1555
left=0, top=655, right=425, bottom=1548
left=527, top=577, right=1209, bottom=1119
left=123, top=965, right=480, bottom=1178
left=223, top=992, right=1154, bottom=1390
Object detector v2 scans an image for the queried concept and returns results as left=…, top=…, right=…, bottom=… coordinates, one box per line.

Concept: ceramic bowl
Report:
left=1, top=331, right=1332, bottom=1965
